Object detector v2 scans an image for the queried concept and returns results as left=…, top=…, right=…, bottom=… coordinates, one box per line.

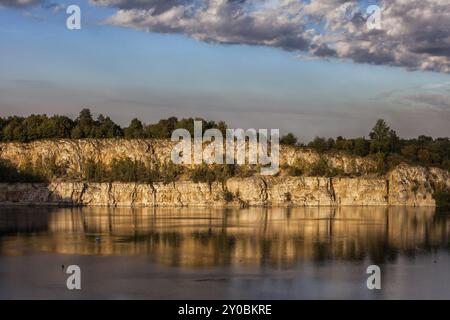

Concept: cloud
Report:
left=93, top=0, right=450, bottom=73
left=91, top=0, right=187, bottom=13
left=402, top=93, right=450, bottom=111
left=0, top=0, right=64, bottom=12
left=42, top=2, right=65, bottom=13
left=0, top=0, right=43, bottom=8
left=420, top=81, right=450, bottom=91
left=23, top=10, right=46, bottom=20
left=102, top=0, right=313, bottom=51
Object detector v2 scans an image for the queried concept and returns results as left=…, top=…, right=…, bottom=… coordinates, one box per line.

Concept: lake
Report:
left=0, top=206, right=448, bottom=299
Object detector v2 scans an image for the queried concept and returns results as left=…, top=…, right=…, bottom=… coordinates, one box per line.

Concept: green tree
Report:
left=83, top=159, right=107, bottom=182
left=94, top=115, right=123, bottom=138
left=72, top=108, right=95, bottom=138
left=41, top=115, right=74, bottom=139
left=309, top=156, right=335, bottom=177
left=353, top=137, right=370, bottom=156
left=280, top=133, right=298, bottom=145
left=124, top=118, right=144, bottom=138
left=308, top=137, right=328, bottom=153
left=369, top=119, right=389, bottom=153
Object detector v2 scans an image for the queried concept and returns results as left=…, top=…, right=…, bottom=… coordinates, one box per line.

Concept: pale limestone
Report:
left=0, top=140, right=449, bottom=207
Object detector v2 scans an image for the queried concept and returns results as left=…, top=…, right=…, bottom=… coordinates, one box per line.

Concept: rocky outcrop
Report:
left=0, top=140, right=448, bottom=207
left=0, top=139, right=376, bottom=174
left=0, top=165, right=448, bottom=207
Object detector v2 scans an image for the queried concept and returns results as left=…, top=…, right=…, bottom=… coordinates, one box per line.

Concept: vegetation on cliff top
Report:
left=1, top=109, right=449, bottom=172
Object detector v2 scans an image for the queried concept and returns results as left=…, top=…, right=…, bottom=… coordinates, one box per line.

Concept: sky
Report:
left=0, top=0, right=449, bottom=141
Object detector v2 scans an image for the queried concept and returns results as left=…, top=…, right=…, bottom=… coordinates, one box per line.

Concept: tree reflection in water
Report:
left=0, top=207, right=448, bottom=267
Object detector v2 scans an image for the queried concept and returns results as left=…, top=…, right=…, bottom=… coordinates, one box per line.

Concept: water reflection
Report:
left=0, top=207, right=448, bottom=267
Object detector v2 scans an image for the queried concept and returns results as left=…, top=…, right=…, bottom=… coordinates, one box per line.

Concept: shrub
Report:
left=284, top=192, right=292, bottom=202
left=432, top=183, right=450, bottom=207
left=287, top=158, right=309, bottom=176
left=0, top=159, right=47, bottom=182
left=83, top=159, right=108, bottom=182
left=191, top=164, right=216, bottom=184
left=280, top=133, right=297, bottom=145
left=288, top=166, right=303, bottom=176
left=309, top=157, right=336, bottom=177
left=191, top=164, right=236, bottom=184
left=223, top=191, right=234, bottom=202
left=160, top=161, right=180, bottom=184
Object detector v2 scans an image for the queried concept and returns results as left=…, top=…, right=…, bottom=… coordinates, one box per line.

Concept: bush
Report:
left=284, top=192, right=292, bottom=202
left=83, top=159, right=108, bottom=182
left=432, top=183, right=450, bottom=207
left=280, top=133, right=297, bottom=145
left=0, top=159, right=47, bottom=182
left=191, top=164, right=216, bottom=184
left=309, top=157, right=335, bottom=177
left=191, top=164, right=235, bottom=184
left=287, top=158, right=308, bottom=176
left=160, top=161, right=180, bottom=184
left=288, top=166, right=303, bottom=176
left=223, top=191, right=234, bottom=202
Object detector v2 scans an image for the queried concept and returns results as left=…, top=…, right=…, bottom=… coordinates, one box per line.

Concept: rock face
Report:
left=0, top=165, right=448, bottom=207
left=0, top=140, right=449, bottom=207
left=0, top=139, right=375, bottom=174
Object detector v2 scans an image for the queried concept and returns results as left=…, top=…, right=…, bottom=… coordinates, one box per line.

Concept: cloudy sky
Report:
left=0, top=0, right=449, bottom=140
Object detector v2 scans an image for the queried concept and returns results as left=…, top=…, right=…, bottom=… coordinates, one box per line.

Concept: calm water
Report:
left=0, top=206, right=449, bottom=299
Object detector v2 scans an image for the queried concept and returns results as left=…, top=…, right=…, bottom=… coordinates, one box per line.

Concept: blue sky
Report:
left=0, top=0, right=449, bottom=141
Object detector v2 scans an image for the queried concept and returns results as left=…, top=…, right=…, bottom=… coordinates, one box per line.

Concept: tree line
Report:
left=0, top=108, right=227, bottom=141
left=283, top=119, right=450, bottom=172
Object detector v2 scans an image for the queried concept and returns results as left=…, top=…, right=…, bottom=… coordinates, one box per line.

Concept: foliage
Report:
left=0, top=109, right=227, bottom=142
left=280, top=133, right=297, bottom=145
left=287, top=158, right=308, bottom=176
left=0, top=159, right=47, bottom=182
left=124, top=118, right=145, bottom=139
left=1, top=111, right=449, bottom=173
left=284, top=192, right=292, bottom=202
left=190, top=164, right=235, bottom=185
left=309, top=157, right=337, bottom=177
left=432, top=183, right=450, bottom=208
left=223, top=191, right=234, bottom=202
left=302, top=120, right=449, bottom=173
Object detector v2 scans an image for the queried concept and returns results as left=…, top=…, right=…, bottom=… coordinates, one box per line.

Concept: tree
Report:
left=369, top=119, right=391, bottom=153
left=280, top=133, right=298, bottom=145
left=0, top=117, right=4, bottom=140
left=2, top=116, right=25, bottom=141
left=309, top=156, right=335, bottom=177
left=94, top=115, right=123, bottom=138
left=72, top=108, right=94, bottom=138
left=124, top=118, right=144, bottom=138
left=308, top=137, right=328, bottom=152
left=41, top=115, right=74, bottom=139
left=354, top=137, right=370, bottom=157
left=78, top=108, right=93, bottom=124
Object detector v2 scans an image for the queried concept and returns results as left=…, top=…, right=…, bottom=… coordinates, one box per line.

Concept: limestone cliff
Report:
left=0, top=164, right=448, bottom=207
left=0, top=139, right=375, bottom=174
left=0, top=140, right=449, bottom=207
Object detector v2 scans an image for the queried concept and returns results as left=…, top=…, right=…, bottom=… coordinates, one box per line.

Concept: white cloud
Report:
left=0, top=0, right=43, bottom=7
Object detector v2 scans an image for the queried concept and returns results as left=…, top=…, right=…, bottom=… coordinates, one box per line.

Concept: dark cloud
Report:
left=0, top=0, right=43, bottom=7
left=104, top=0, right=312, bottom=51
left=90, top=0, right=190, bottom=14
left=97, top=0, right=449, bottom=73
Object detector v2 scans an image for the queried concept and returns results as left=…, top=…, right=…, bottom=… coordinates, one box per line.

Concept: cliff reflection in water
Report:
left=0, top=207, right=448, bottom=267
